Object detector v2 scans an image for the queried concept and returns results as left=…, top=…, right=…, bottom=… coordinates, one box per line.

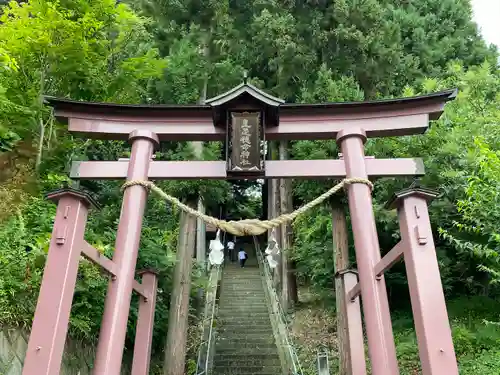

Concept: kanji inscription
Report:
left=229, top=112, right=261, bottom=172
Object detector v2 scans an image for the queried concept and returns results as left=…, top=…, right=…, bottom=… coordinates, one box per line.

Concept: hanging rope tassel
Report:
left=121, top=178, right=373, bottom=236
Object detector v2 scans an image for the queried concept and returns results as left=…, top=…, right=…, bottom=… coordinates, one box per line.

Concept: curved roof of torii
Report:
left=44, top=87, right=457, bottom=141
left=205, top=82, right=285, bottom=107
left=45, top=88, right=456, bottom=116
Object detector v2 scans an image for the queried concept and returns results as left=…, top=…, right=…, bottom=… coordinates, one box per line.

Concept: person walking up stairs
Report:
left=213, top=244, right=282, bottom=374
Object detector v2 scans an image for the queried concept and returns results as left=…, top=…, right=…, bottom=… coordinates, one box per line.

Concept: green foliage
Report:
left=292, top=207, right=337, bottom=289
left=452, top=138, right=500, bottom=283
left=392, top=296, right=500, bottom=375
left=0, top=0, right=175, bottom=366
left=0, top=0, right=167, bottom=179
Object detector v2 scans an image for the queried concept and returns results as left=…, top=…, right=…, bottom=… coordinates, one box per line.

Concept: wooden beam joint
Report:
left=374, top=241, right=405, bottom=277
left=81, top=241, right=150, bottom=299
left=347, top=284, right=361, bottom=302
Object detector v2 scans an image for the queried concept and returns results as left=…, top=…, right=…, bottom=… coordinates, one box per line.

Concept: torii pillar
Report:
left=337, top=128, right=399, bottom=374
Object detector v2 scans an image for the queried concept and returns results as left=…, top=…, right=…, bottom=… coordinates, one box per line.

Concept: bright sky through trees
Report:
left=472, top=0, right=500, bottom=48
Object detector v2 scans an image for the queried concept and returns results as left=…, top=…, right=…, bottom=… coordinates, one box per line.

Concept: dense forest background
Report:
left=0, top=0, right=499, bottom=374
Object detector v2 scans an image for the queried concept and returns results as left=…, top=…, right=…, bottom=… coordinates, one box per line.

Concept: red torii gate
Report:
left=22, top=83, right=459, bottom=375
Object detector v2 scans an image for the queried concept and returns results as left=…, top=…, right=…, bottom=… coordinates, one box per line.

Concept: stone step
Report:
left=218, top=317, right=270, bottom=324
left=217, top=316, right=271, bottom=321
left=217, top=318, right=272, bottom=324
left=212, top=365, right=282, bottom=374
left=220, top=299, right=267, bottom=304
left=222, top=276, right=262, bottom=279
left=222, top=274, right=262, bottom=278
left=218, top=310, right=270, bottom=316
left=218, top=309, right=269, bottom=314
left=223, top=270, right=261, bottom=273
left=216, top=340, right=277, bottom=348
left=217, top=322, right=272, bottom=328
left=218, top=326, right=273, bottom=332
left=220, top=299, right=267, bottom=302
left=214, top=353, right=280, bottom=360
left=214, top=355, right=281, bottom=368
left=223, top=274, right=262, bottom=278
left=221, top=283, right=264, bottom=287
left=220, top=298, right=267, bottom=304
left=222, top=270, right=260, bottom=274
left=219, top=328, right=273, bottom=335
left=216, top=337, right=277, bottom=345
left=218, top=311, right=270, bottom=317
left=219, top=302, right=269, bottom=313
left=218, top=307, right=269, bottom=312
left=220, top=298, right=266, bottom=302
left=218, top=315, right=271, bottom=322
left=219, top=310, right=269, bottom=315
left=215, top=344, right=279, bottom=352
left=219, top=298, right=267, bottom=310
left=219, top=324, right=273, bottom=332
left=216, top=344, right=278, bottom=352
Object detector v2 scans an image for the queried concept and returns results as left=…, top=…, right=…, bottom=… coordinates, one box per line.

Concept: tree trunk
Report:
left=331, top=199, right=351, bottom=375
left=192, top=140, right=205, bottom=268
left=163, top=206, right=197, bottom=375
left=289, top=260, right=299, bottom=304
left=194, top=32, right=209, bottom=270
left=285, top=181, right=298, bottom=303
left=267, top=141, right=274, bottom=242
left=270, top=142, right=282, bottom=292
left=35, top=69, right=46, bottom=172
left=194, top=73, right=208, bottom=269
left=35, top=117, right=45, bottom=172
left=262, top=179, right=268, bottom=221
left=279, top=141, right=289, bottom=310
left=279, top=140, right=298, bottom=309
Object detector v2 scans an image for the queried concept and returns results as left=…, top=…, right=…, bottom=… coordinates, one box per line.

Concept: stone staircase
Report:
left=213, top=246, right=282, bottom=375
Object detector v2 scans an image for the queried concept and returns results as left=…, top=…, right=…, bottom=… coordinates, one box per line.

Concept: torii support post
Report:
left=94, top=130, right=159, bottom=375
left=132, top=269, right=159, bottom=375
left=23, top=189, right=96, bottom=375
left=391, top=188, right=458, bottom=375
left=331, top=199, right=352, bottom=375
left=340, top=270, right=367, bottom=375
left=337, top=128, right=399, bottom=375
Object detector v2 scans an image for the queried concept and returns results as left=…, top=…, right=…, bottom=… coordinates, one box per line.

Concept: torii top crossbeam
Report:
left=46, top=85, right=456, bottom=142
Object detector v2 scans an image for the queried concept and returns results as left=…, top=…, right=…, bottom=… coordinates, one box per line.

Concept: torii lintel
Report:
left=44, top=89, right=456, bottom=142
